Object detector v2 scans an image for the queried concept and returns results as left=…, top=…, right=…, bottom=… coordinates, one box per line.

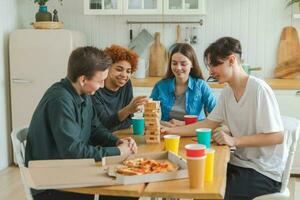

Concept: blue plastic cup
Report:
left=196, top=128, right=211, bottom=148
left=131, top=117, right=145, bottom=135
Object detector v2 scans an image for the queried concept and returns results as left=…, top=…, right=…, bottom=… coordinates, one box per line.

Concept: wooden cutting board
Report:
left=277, top=27, right=300, bottom=65
left=275, top=26, right=300, bottom=79
left=176, top=25, right=183, bottom=43
left=149, top=32, right=168, bottom=77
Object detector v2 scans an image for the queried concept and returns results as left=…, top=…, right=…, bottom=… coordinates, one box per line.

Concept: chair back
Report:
left=11, top=126, right=33, bottom=200
left=280, top=116, right=300, bottom=192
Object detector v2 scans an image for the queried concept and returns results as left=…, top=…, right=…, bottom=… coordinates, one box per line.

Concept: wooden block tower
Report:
left=144, top=101, right=161, bottom=144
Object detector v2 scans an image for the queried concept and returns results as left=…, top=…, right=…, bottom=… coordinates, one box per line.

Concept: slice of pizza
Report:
left=116, top=166, right=145, bottom=176
left=123, top=158, right=144, bottom=168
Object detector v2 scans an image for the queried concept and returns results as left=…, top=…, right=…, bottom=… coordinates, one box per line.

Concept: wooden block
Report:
left=145, top=125, right=160, bottom=130
left=145, top=118, right=160, bottom=126
left=146, top=139, right=161, bottom=144
left=144, top=112, right=160, bottom=118
left=144, top=108, right=160, bottom=113
left=144, top=101, right=160, bottom=110
left=145, top=130, right=160, bottom=135
left=145, top=126, right=160, bottom=133
left=145, top=118, right=160, bottom=123
left=145, top=121, right=160, bottom=127
left=145, top=135, right=161, bottom=143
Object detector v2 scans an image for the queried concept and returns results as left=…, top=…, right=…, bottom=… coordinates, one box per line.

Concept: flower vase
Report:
left=35, top=5, right=52, bottom=22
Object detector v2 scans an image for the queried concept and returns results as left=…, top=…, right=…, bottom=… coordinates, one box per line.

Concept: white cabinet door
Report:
left=124, top=0, right=162, bottom=15
left=274, top=90, right=300, bottom=120
left=164, top=0, right=205, bottom=15
left=84, top=0, right=123, bottom=15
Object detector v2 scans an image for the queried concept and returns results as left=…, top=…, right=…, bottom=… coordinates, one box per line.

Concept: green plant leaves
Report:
left=286, top=0, right=300, bottom=8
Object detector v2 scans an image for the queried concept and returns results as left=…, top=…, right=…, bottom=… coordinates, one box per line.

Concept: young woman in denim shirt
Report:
left=150, top=43, right=216, bottom=127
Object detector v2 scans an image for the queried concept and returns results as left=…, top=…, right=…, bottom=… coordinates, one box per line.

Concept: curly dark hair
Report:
left=104, top=44, right=139, bottom=73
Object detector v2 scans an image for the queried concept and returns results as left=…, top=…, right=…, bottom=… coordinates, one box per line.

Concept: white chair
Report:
left=11, top=126, right=33, bottom=200
left=254, top=116, right=300, bottom=200
left=11, top=127, right=100, bottom=200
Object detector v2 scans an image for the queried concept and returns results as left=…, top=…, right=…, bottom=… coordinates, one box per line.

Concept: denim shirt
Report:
left=150, top=76, right=217, bottom=121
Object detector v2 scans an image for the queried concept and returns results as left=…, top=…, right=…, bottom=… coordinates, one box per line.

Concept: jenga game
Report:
left=144, top=100, right=161, bottom=144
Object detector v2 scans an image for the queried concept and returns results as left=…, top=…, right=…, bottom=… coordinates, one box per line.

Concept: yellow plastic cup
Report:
left=205, top=149, right=215, bottom=182
left=163, top=135, right=180, bottom=155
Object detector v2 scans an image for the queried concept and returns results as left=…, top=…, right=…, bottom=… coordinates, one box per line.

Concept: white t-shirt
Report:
left=208, top=76, right=285, bottom=182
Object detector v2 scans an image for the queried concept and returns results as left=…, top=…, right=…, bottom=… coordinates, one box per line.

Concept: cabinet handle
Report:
left=12, top=79, right=32, bottom=84
left=296, top=91, right=300, bottom=96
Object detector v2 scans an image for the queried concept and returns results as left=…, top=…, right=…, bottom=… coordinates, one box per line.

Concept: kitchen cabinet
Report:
left=84, top=0, right=123, bottom=15
left=274, top=90, right=300, bottom=120
left=164, top=0, right=206, bottom=15
left=123, top=0, right=162, bottom=15
left=84, top=0, right=205, bottom=15
left=133, top=86, right=222, bottom=99
left=273, top=90, right=300, bottom=175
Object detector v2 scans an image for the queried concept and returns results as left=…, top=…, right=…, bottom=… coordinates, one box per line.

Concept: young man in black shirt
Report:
left=25, top=46, right=137, bottom=200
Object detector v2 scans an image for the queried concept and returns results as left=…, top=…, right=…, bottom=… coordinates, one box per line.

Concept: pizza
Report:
left=116, top=158, right=177, bottom=176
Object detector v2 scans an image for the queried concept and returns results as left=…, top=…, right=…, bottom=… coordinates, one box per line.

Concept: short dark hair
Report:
left=164, top=43, right=204, bottom=80
left=67, top=46, right=112, bottom=82
left=204, top=37, right=242, bottom=67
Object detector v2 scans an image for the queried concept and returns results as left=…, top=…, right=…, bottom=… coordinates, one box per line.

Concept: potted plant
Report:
left=286, top=0, right=300, bottom=9
left=34, top=0, right=63, bottom=22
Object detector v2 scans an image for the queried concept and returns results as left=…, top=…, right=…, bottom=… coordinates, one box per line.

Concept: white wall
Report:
left=0, top=0, right=18, bottom=170
left=17, top=0, right=300, bottom=78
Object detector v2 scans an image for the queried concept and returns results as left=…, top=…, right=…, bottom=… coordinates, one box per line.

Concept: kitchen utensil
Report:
left=191, top=27, right=197, bottom=44
left=168, top=25, right=183, bottom=55
left=176, top=24, right=183, bottom=43
left=184, top=27, right=190, bottom=44
left=149, top=32, right=168, bottom=77
left=275, top=26, right=300, bottom=79
left=128, top=29, right=153, bottom=56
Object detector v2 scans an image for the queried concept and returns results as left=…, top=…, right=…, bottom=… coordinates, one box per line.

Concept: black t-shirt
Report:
left=91, top=80, right=133, bottom=132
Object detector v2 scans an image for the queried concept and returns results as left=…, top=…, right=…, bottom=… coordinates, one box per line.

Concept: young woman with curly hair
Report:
left=92, top=45, right=148, bottom=132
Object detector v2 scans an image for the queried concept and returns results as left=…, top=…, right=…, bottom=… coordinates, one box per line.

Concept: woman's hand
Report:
left=169, top=119, right=185, bottom=126
left=118, top=96, right=148, bottom=122
left=127, top=95, right=148, bottom=114
left=160, top=121, right=176, bottom=128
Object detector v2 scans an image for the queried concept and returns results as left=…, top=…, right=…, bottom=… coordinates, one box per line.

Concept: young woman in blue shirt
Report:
left=150, top=43, right=216, bottom=127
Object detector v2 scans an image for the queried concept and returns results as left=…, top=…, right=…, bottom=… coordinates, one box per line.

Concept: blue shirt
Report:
left=150, top=76, right=217, bottom=121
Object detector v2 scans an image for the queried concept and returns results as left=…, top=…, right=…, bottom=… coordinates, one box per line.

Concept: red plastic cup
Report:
left=185, top=144, right=206, bottom=158
left=184, top=115, right=198, bottom=125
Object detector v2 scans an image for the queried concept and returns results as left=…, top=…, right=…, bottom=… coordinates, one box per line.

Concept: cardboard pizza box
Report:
left=22, top=159, right=117, bottom=190
left=102, top=151, right=188, bottom=185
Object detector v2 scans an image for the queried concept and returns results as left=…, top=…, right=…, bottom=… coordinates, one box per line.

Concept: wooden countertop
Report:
left=131, top=77, right=300, bottom=90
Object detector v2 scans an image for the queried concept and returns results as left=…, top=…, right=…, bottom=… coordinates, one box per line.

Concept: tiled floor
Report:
left=1, top=166, right=300, bottom=200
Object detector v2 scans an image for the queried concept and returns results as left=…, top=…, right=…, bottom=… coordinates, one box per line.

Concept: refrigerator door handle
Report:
left=12, top=78, right=33, bottom=84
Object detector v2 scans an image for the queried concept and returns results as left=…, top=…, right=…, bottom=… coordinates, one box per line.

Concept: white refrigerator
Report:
left=9, top=29, right=86, bottom=130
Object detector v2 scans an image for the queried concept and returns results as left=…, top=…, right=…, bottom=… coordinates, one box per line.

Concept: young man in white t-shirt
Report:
left=163, top=37, right=285, bottom=200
